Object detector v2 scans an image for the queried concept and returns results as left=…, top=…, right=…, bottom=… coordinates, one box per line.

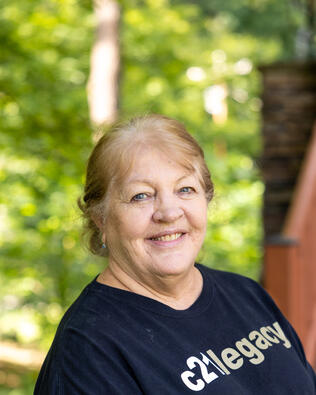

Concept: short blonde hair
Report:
left=78, top=114, right=214, bottom=257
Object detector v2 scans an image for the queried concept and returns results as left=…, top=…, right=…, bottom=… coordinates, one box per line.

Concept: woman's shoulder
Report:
left=56, top=279, right=128, bottom=338
left=197, top=263, right=282, bottom=316
left=197, top=263, right=261, bottom=289
left=35, top=279, right=133, bottom=394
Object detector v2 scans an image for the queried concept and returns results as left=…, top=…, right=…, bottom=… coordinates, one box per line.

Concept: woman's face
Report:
left=104, top=148, right=208, bottom=282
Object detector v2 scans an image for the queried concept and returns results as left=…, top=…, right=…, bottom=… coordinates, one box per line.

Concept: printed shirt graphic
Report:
left=35, top=265, right=316, bottom=395
left=180, top=320, right=293, bottom=392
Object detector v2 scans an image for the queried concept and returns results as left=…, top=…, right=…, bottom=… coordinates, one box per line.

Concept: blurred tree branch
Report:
left=87, top=0, right=120, bottom=138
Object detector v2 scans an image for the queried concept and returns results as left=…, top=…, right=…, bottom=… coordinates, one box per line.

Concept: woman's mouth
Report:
left=150, top=233, right=183, bottom=242
left=147, top=231, right=187, bottom=247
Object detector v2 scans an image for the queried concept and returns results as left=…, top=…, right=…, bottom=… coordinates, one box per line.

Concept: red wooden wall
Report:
left=264, top=121, right=316, bottom=368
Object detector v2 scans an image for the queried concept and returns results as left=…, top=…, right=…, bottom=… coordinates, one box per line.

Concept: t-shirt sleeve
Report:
left=281, top=316, right=316, bottom=390
left=239, top=273, right=316, bottom=387
left=306, top=362, right=316, bottom=390
left=34, top=327, right=144, bottom=395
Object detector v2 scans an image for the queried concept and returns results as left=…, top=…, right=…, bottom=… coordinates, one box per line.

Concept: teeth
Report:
left=152, top=233, right=182, bottom=241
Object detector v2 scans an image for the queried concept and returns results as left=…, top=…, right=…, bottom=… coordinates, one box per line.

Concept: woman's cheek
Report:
left=121, top=206, right=153, bottom=234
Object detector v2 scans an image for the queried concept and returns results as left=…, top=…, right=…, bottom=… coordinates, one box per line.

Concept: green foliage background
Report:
left=0, top=0, right=311, bottom=392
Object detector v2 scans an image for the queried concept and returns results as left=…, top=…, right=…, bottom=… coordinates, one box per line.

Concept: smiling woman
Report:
left=34, top=114, right=316, bottom=394
left=100, top=147, right=209, bottom=307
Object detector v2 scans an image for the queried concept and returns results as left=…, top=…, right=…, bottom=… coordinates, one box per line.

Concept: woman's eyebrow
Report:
left=127, top=174, right=193, bottom=185
left=126, top=178, right=154, bottom=185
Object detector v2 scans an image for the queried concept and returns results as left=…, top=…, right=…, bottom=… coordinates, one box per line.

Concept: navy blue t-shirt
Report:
left=34, top=264, right=316, bottom=394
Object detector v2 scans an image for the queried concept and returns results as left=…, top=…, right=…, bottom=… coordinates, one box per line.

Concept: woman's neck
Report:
left=97, top=263, right=203, bottom=310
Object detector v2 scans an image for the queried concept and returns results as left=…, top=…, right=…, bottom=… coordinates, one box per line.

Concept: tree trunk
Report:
left=87, top=0, right=120, bottom=138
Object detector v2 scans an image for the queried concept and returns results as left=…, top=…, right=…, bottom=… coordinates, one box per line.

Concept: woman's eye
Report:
left=131, top=193, right=149, bottom=201
left=179, top=187, right=195, bottom=194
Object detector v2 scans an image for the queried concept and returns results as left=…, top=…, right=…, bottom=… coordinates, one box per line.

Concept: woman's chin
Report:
left=151, top=257, right=196, bottom=278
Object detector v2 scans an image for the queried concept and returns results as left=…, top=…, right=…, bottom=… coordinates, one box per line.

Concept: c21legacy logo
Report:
left=180, top=321, right=292, bottom=392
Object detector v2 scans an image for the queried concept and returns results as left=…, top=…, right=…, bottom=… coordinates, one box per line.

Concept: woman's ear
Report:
left=91, top=213, right=107, bottom=246
left=91, top=213, right=104, bottom=233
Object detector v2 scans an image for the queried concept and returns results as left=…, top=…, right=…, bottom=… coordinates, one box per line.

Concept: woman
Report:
left=35, top=114, right=316, bottom=394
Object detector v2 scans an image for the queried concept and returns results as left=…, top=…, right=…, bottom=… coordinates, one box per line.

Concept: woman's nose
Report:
left=152, top=197, right=184, bottom=223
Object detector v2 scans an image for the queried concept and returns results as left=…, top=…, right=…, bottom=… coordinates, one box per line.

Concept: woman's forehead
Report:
left=132, top=144, right=194, bottom=166
left=113, top=162, right=203, bottom=199
left=106, top=144, right=205, bottom=194
left=124, top=147, right=194, bottom=174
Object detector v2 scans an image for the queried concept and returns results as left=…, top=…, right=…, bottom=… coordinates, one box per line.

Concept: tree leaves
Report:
left=0, top=0, right=301, bottom=369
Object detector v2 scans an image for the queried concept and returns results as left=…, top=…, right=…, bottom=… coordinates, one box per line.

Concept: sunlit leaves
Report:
left=0, top=0, right=95, bottom=358
left=0, top=0, right=298, bottom=370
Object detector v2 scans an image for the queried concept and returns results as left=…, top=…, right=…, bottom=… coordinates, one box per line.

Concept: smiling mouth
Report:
left=150, top=233, right=183, bottom=242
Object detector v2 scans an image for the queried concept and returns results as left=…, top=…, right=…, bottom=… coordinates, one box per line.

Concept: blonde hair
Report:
left=78, top=114, right=214, bottom=257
